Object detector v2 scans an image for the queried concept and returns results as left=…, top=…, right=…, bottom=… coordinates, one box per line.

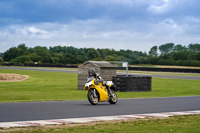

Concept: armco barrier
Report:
left=112, top=75, right=152, bottom=92
left=118, top=67, right=200, bottom=73
left=2, top=63, right=200, bottom=73
left=1, top=63, right=78, bottom=68
left=26, top=64, right=78, bottom=68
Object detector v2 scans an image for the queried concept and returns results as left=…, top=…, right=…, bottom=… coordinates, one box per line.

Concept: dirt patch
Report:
left=0, top=73, right=29, bottom=82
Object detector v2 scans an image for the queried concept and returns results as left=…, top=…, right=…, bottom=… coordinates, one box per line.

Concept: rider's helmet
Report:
left=88, top=68, right=96, bottom=77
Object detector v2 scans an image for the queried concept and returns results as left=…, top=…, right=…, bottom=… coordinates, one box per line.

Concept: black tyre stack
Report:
left=112, top=75, right=152, bottom=92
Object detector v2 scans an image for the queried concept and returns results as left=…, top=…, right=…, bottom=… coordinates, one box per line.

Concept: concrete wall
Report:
left=100, top=68, right=116, bottom=81
left=77, top=63, right=116, bottom=90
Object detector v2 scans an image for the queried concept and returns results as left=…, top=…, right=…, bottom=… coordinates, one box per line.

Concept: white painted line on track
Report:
left=0, top=110, right=199, bottom=129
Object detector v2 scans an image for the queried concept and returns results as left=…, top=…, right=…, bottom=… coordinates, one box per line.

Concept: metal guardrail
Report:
left=1, top=63, right=200, bottom=73
left=118, top=67, right=200, bottom=73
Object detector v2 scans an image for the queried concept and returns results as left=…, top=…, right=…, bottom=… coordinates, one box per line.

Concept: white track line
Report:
left=0, top=110, right=200, bottom=128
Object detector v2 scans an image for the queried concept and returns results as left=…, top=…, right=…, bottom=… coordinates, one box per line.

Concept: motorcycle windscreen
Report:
left=87, top=76, right=95, bottom=83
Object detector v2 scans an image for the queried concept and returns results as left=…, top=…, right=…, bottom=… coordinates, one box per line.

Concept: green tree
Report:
left=10, top=55, right=31, bottom=65
left=29, top=53, right=41, bottom=62
left=148, top=46, right=158, bottom=56
left=52, top=53, right=66, bottom=64
left=86, top=48, right=101, bottom=60
left=159, top=43, right=174, bottom=55
left=196, top=52, right=200, bottom=61
left=173, top=44, right=186, bottom=52
left=2, top=43, right=200, bottom=67
left=49, top=46, right=63, bottom=53
left=170, top=51, right=189, bottom=60
left=102, top=49, right=112, bottom=57
left=17, top=44, right=28, bottom=51
left=3, top=47, right=23, bottom=61
left=0, top=57, right=4, bottom=63
left=148, top=56, right=159, bottom=64
left=0, top=52, right=3, bottom=57
left=137, top=56, right=148, bottom=64
left=32, top=46, right=53, bottom=63
left=97, top=49, right=105, bottom=59
left=63, top=46, right=79, bottom=64
left=105, top=55, right=117, bottom=61
left=188, top=43, right=200, bottom=52
left=3, top=44, right=29, bottom=61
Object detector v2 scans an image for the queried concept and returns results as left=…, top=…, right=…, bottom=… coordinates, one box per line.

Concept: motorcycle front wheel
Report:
left=109, top=89, right=118, bottom=104
left=87, top=89, right=99, bottom=105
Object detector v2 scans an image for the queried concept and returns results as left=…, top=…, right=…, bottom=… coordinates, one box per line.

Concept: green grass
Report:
left=0, top=69, right=200, bottom=102
left=2, top=115, right=200, bottom=133
left=0, top=69, right=87, bottom=102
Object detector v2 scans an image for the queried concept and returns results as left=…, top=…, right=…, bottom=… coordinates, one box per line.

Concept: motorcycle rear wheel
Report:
left=109, top=89, right=118, bottom=104
left=87, top=89, right=99, bottom=105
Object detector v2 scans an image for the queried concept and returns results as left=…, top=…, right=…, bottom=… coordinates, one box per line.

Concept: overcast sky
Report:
left=0, top=0, right=200, bottom=53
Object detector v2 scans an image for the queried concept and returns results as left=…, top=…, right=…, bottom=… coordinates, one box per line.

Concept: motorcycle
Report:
left=84, top=76, right=118, bottom=105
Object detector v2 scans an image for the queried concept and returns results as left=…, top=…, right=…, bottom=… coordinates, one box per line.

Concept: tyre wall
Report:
left=112, top=75, right=152, bottom=92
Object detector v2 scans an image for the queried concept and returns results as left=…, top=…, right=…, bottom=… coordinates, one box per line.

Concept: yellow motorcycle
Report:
left=84, top=77, right=118, bottom=105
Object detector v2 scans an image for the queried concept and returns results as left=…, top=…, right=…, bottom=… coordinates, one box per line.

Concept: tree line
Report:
left=0, top=43, right=200, bottom=66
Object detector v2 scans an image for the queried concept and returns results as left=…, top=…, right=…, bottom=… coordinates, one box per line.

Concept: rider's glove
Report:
left=103, top=81, right=106, bottom=86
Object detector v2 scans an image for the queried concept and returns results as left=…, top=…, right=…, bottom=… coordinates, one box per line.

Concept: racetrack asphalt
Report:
left=0, top=96, right=200, bottom=122
left=1, top=66, right=200, bottom=80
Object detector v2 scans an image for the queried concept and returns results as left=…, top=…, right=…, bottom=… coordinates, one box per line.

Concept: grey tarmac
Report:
left=0, top=96, right=200, bottom=122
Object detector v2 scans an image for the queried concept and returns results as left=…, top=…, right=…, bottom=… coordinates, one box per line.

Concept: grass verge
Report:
left=1, top=115, right=200, bottom=133
left=0, top=69, right=200, bottom=102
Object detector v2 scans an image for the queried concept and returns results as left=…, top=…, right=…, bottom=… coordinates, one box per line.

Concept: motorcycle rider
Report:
left=88, top=68, right=112, bottom=97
